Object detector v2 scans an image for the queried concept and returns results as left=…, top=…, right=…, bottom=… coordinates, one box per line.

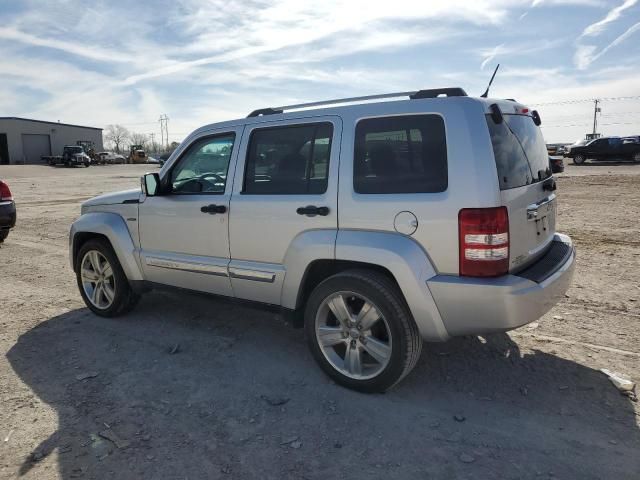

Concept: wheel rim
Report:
left=315, top=291, right=392, bottom=380
left=634, top=153, right=640, bottom=162
left=80, top=250, right=116, bottom=310
left=575, top=155, right=585, bottom=164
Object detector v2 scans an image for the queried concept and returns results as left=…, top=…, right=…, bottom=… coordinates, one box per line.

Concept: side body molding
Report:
left=335, top=230, right=450, bottom=341
left=69, top=212, right=144, bottom=281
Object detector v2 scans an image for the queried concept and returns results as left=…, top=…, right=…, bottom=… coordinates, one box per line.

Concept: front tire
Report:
left=573, top=154, right=586, bottom=165
left=75, top=238, right=139, bottom=317
left=304, top=269, right=422, bottom=393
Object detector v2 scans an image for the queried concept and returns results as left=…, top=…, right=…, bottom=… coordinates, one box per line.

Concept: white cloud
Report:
left=480, top=44, right=505, bottom=69
left=575, top=21, right=640, bottom=68
left=124, top=0, right=516, bottom=84
left=1, top=0, right=639, bottom=145
left=0, top=27, right=136, bottom=63
left=581, top=0, right=638, bottom=37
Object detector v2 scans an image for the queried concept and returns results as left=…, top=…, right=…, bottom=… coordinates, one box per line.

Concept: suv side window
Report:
left=354, top=115, right=447, bottom=194
left=243, top=123, right=333, bottom=194
left=170, top=134, right=235, bottom=194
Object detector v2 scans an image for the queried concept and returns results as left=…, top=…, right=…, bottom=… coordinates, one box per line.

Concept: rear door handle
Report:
left=201, top=204, right=227, bottom=214
left=296, top=205, right=330, bottom=217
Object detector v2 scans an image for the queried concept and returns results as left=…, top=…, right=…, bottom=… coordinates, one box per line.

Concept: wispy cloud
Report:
left=581, top=0, right=638, bottom=36
left=481, top=44, right=505, bottom=69
left=576, top=20, right=640, bottom=68
left=0, top=27, right=136, bottom=64
left=478, top=39, right=565, bottom=69
left=1, top=0, right=639, bottom=144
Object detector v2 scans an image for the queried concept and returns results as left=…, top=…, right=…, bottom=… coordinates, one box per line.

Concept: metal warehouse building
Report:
left=0, top=117, right=103, bottom=165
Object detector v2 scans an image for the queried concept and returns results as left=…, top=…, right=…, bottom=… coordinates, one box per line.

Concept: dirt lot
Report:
left=1, top=162, right=639, bottom=479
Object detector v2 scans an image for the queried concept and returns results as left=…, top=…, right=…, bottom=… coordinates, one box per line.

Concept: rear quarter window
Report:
left=354, top=115, right=447, bottom=194
left=486, top=114, right=551, bottom=190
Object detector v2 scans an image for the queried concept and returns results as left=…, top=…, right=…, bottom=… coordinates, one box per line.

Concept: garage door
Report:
left=22, top=134, right=51, bottom=164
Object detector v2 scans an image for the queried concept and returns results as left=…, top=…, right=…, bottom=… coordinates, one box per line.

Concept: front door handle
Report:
left=296, top=205, right=330, bottom=217
left=201, top=204, right=227, bottom=214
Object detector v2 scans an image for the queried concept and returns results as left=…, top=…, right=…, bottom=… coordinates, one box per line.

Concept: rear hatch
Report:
left=485, top=104, right=556, bottom=272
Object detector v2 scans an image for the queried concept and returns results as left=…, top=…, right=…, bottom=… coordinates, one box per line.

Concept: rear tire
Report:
left=0, top=230, right=8, bottom=243
left=304, top=269, right=422, bottom=393
left=75, top=238, right=139, bottom=317
left=633, top=152, right=640, bottom=163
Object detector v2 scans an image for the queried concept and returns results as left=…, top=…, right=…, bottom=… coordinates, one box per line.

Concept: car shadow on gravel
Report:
left=7, top=290, right=640, bottom=479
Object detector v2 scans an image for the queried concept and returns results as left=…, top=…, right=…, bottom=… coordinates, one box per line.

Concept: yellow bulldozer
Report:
left=128, top=144, right=148, bottom=164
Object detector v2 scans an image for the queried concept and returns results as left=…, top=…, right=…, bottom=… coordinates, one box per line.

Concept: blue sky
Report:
left=0, top=0, right=639, bottom=143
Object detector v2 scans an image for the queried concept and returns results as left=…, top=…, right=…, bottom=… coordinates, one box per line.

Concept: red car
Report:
left=0, top=180, right=16, bottom=242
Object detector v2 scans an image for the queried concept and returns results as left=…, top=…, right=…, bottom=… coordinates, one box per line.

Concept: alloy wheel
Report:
left=80, top=250, right=116, bottom=309
left=315, top=291, right=392, bottom=380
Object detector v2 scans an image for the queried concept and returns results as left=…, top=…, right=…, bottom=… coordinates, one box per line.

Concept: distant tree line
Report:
left=104, top=124, right=179, bottom=155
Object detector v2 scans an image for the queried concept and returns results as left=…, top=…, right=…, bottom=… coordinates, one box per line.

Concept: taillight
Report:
left=459, top=207, right=509, bottom=277
left=0, top=181, right=13, bottom=201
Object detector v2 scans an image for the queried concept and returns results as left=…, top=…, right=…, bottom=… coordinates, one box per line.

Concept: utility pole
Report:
left=149, top=132, right=156, bottom=153
left=592, top=99, right=600, bottom=136
left=158, top=114, right=169, bottom=150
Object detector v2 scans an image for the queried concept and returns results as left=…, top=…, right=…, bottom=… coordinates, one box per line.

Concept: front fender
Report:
left=69, top=212, right=144, bottom=281
left=335, top=230, right=450, bottom=341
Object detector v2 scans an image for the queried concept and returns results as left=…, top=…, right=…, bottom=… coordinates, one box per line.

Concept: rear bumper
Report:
left=0, top=201, right=16, bottom=230
left=427, top=233, right=575, bottom=337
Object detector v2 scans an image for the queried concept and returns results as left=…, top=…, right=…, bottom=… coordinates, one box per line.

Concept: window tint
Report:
left=170, top=134, right=235, bottom=194
left=486, top=114, right=551, bottom=190
left=244, top=123, right=332, bottom=194
left=353, top=115, right=447, bottom=194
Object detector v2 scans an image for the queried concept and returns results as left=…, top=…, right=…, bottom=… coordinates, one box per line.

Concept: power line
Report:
left=531, top=95, right=640, bottom=106
left=543, top=121, right=640, bottom=128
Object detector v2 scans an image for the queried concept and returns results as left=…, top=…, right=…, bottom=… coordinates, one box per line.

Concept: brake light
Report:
left=459, top=207, right=509, bottom=277
left=0, top=181, right=13, bottom=201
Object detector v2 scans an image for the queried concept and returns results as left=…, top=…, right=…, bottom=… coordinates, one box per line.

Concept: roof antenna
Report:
left=480, top=64, right=500, bottom=98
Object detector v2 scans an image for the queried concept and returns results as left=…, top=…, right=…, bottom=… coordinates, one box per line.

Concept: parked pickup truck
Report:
left=43, top=145, right=92, bottom=167
left=566, top=136, right=640, bottom=165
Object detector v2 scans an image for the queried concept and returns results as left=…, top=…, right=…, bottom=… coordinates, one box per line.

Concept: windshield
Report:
left=65, top=146, right=83, bottom=154
left=486, top=114, right=551, bottom=190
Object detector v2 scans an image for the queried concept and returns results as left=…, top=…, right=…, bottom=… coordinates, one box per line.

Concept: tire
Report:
left=572, top=154, right=586, bottom=165
left=85, top=162, right=90, bottom=167
left=304, top=269, right=422, bottom=393
left=633, top=152, right=640, bottom=163
left=75, top=238, right=139, bottom=317
left=0, top=230, right=8, bottom=243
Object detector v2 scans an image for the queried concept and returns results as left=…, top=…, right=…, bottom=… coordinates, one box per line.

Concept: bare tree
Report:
left=130, top=132, right=149, bottom=149
left=104, top=125, right=130, bottom=154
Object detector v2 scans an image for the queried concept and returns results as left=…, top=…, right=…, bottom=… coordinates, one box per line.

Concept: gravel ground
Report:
left=0, top=163, right=639, bottom=479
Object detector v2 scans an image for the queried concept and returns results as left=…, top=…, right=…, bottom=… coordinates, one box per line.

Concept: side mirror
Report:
left=141, top=172, right=161, bottom=196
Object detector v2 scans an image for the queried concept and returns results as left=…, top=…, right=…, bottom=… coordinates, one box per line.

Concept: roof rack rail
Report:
left=246, top=87, right=468, bottom=117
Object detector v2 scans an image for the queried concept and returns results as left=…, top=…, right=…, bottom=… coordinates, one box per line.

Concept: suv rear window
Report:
left=486, top=114, right=551, bottom=190
left=354, top=115, right=447, bottom=194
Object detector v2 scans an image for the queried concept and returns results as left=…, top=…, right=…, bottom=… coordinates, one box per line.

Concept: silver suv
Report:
left=69, top=88, right=575, bottom=392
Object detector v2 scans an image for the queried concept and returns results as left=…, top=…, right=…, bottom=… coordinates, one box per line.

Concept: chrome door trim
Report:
left=228, top=267, right=276, bottom=283
left=145, top=256, right=229, bottom=277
